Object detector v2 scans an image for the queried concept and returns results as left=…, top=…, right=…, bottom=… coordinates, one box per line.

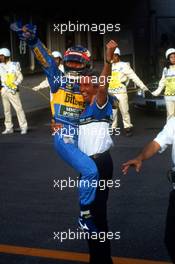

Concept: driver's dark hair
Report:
left=81, top=68, right=100, bottom=86
left=81, top=68, right=100, bottom=78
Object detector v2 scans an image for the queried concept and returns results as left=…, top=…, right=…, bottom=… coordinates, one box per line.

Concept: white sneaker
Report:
left=2, top=128, right=14, bottom=134
left=21, top=128, right=28, bottom=135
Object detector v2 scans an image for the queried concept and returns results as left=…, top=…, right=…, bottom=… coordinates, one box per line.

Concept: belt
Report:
left=90, top=150, right=109, bottom=159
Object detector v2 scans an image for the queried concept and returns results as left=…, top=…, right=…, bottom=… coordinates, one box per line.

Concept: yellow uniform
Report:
left=152, top=65, right=175, bottom=120
left=0, top=61, right=28, bottom=131
left=109, top=61, right=147, bottom=129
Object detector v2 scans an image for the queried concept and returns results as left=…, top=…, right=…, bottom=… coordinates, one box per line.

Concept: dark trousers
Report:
left=164, top=190, right=175, bottom=263
left=87, top=151, right=114, bottom=264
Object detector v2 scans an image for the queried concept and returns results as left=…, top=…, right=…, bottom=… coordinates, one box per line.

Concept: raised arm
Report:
left=96, top=40, right=118, bottom=107
left=10, top=22, right=62, bottom=93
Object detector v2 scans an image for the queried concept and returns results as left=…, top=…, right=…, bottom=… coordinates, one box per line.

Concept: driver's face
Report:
left=65, top=61, right=86, bottom=69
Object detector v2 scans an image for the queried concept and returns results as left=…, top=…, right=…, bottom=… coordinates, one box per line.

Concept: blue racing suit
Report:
left=24, top=36, right=99, bottom=209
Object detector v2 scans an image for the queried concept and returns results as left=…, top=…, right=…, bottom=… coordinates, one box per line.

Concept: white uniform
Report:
left=32, top=64, right=64, bottom=91
left=108, top=61, right=147, bottom=129
left=152, top=65, right=175, bottom=120
left=0, top=61, right=28, bottom=130
left=154, top=117, right=175, bottom=169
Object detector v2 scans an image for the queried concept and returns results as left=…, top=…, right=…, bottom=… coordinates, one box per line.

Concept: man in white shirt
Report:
left=122, top=117, right=175, bottom=263
left=0, top=48, right=28, bottom=135
left=78, top=40, right=117, bottom=264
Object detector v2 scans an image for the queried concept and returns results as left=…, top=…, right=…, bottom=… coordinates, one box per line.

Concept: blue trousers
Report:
left=54, top=133, right=99, bottom=208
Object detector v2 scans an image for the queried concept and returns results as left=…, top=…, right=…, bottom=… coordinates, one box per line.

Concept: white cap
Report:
left=52, top=51, right=62, bottom=59
left=0, top=48, right=11, bottom=57
left=165, top=48, right=175, bottom=59
left=114, top=47, right=121, bottom=55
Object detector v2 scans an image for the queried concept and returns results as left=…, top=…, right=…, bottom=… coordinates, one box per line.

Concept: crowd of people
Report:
left=0, top=21, right=175, bottom=263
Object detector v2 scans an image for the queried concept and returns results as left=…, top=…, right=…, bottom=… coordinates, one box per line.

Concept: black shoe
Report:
left=124, top=127, right=133, bottom=137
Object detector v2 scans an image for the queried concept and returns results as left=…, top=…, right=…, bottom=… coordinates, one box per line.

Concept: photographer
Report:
left=122, top=117, right=175, bottom=263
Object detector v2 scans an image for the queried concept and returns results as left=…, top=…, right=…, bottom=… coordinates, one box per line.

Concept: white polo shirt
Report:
left=78, top=98, right=113, bottom=156
left=154, top=117, right=175, bottom=167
